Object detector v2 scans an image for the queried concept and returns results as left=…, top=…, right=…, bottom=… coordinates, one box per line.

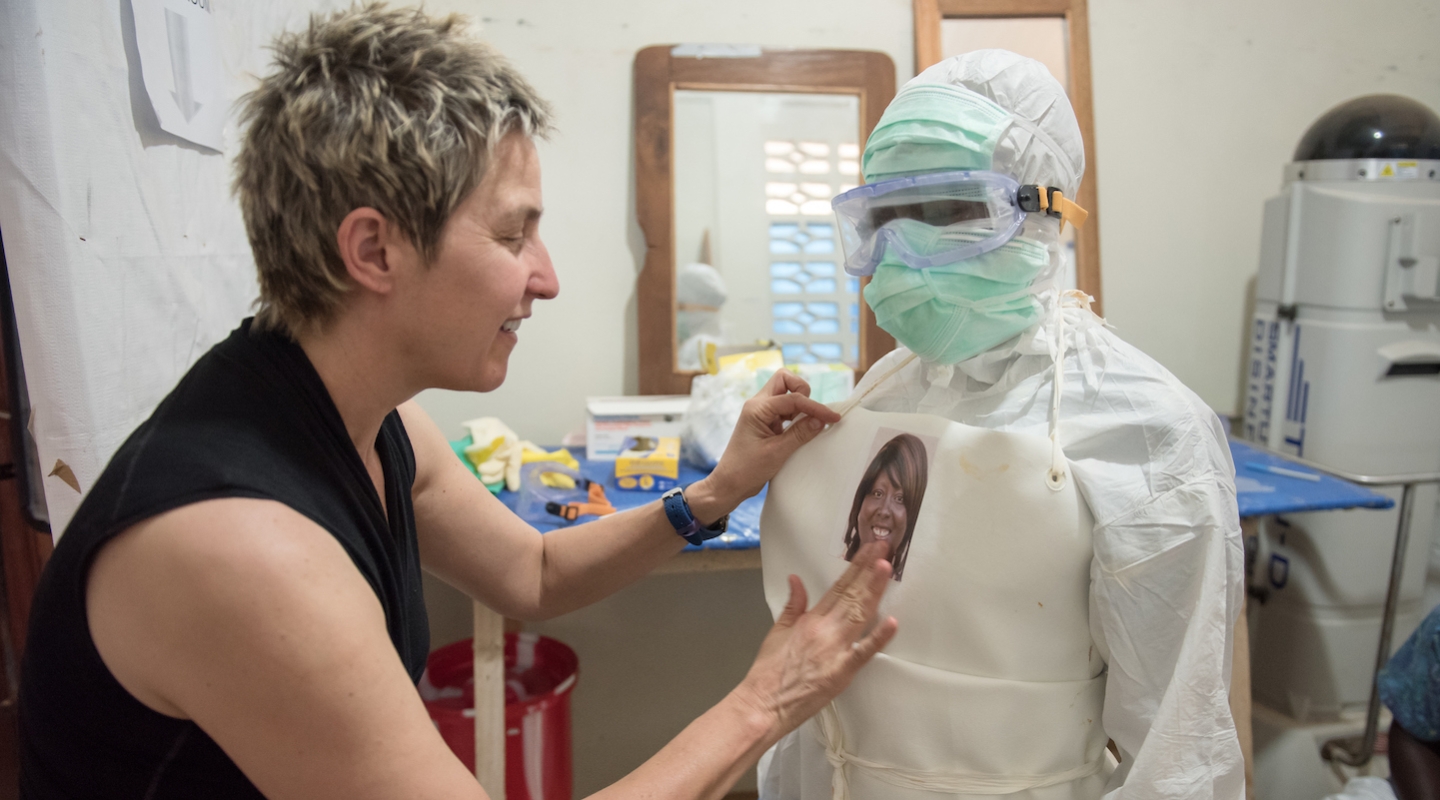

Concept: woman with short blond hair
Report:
left=18, top=6, right=895, bottom=798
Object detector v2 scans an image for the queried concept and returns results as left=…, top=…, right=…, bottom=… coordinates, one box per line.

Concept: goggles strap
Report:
left=1018, top=185, right=1090, bottom=234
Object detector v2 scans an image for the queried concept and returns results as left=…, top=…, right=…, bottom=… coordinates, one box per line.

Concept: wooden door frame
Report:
left=914, top=0, right=1104, bottom=312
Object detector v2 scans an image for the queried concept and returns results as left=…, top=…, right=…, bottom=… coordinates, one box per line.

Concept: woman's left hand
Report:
left=691, top=370, right=841, bottom=518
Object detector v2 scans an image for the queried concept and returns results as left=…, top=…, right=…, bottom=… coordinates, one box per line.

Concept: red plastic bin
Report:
left=420, top=633, right=578, bottom=800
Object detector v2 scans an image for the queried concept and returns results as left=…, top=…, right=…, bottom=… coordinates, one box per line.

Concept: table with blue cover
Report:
left=496, top=459, right=764, bottom=548
left=1227, top=436, right=1394, bottom=634
left=1229, top=437, right=1394, bottom=518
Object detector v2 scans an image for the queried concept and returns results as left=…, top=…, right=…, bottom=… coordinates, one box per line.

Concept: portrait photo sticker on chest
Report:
left=841, top=428, right=939, bottom=581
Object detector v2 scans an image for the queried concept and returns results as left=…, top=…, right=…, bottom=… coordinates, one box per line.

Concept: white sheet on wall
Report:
left=0, top=0, right=344, bottom=535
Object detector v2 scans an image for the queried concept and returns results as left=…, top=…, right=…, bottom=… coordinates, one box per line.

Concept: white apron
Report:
left=760, top=404, right=1110, bottom=800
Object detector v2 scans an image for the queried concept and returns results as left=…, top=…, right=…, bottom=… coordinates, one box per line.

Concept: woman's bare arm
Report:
left=88, top=498, right=895, bottom=800
left=88, top=498, right=486, bottom=800
left=407, top=370, right=840, bottom=621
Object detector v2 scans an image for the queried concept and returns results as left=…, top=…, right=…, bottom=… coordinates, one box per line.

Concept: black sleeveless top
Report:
left=18, top=319, right=430, bottom=799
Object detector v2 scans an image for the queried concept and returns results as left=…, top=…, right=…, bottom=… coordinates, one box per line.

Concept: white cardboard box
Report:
left=585, top=396, right=691, bottom=461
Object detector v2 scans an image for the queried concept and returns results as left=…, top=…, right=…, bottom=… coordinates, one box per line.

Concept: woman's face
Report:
left=856, top=470, right=907, bottom=562
left=396, top=132, right=559, bottom=394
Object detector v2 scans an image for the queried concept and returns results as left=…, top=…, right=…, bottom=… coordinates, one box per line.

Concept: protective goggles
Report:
left=830, top=170, right=1089, bottom=277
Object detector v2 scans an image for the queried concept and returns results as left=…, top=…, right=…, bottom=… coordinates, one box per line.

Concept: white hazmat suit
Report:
left=758, top=51, right=1245, bottom=799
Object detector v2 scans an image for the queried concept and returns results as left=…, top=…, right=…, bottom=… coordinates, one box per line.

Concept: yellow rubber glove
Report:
left=462, top=417, right=519, bottom=471
left=520, top=447, right=580, bottom=489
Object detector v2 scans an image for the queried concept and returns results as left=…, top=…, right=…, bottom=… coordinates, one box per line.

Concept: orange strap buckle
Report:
left=546, top=481, right=617, bottom=522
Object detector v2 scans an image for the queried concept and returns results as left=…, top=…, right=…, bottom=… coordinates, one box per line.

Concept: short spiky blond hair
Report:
left=234, top=3, right=552, bottom=334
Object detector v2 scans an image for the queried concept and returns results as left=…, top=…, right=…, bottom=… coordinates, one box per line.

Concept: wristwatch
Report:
left=661, top=486, right=728, bottom=546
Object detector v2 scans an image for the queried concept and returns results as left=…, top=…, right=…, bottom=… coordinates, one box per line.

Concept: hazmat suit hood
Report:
left=864, top=49, right=1085, bottom=195
left=859, top=50, right=1088, bottom=366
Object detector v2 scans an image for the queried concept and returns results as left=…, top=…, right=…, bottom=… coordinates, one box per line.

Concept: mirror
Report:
left=634, top=47, right=897, bottom=395
left=914, top=0, right=1104, bottom=312
left=673, top=91, right=861, bottom=371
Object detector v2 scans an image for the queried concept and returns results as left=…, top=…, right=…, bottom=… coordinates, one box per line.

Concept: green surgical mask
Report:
left=862, top=221, right=1049, bottom=364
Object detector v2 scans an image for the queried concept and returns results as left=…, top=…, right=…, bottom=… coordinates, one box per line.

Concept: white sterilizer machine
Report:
left=1242, top=94, right=1440, bottom=721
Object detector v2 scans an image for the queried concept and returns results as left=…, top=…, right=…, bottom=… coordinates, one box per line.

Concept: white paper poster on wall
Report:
left=131, top=0, right=224, bottom=151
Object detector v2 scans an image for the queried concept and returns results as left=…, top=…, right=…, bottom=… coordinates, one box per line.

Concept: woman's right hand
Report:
left=731, top=542, right=899, bottom=738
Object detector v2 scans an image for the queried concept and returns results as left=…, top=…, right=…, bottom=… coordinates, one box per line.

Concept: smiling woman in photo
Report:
left=842, top=433, right=929, bottom=581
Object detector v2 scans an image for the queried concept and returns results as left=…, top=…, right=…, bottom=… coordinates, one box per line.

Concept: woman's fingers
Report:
left=758, top=392, right=841, bottom=427
left=850, top=615, right=899, bottom=664
left=809, top=552, right=866, bottom=618
left=811, top=542, right=890, bottom=618
left=769, top=416, right=785, bottom=437
left=734, top=546, right=898, bottom=736
left=737, top=391, right=838, bottom=449
left=761, top=368, right=811, bottom=398
left=834, top=551, right=893, bottom=628
left=775, top=574, right=808, bottom=629
left=744, top=392, right=841, bottom=447
left=707, top=368, right=844, bottom=508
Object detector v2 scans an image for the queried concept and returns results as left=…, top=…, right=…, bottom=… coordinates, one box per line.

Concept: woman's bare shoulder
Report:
left=84, top=496, right=483, bottom=798
left=85, top=498, right=375, bottom=716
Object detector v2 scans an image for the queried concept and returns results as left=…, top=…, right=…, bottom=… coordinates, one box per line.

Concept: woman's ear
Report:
left=336, top=207, right=413, bottom=295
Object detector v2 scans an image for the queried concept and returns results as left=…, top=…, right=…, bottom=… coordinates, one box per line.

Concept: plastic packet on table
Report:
left=515, top=462, right=590, bottom=526
left=682, top=363, right=755, bottom=470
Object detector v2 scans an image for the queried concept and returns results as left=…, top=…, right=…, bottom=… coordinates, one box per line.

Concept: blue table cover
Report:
left=1228, top=438, right=1393, bottom=518
left=458, top=437, right=1394, bottom=554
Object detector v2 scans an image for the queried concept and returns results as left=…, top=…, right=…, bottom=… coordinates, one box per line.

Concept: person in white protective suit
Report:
left=756, top=50, right=1246, bottom=799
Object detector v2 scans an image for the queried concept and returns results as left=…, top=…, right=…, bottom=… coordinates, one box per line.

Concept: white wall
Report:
left=1088, top=0, right=1440, bottom=413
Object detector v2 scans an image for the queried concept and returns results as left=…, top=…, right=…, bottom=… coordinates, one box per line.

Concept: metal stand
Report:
left=1323, top=484, right=1417, bottom=767
left=1248, top=444, right=1440, bottom=768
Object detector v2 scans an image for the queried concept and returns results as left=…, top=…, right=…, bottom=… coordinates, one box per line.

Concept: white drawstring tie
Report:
left=1045, top=291, right=1069, bottom=491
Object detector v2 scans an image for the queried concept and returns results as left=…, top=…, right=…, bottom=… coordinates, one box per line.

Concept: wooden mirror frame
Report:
left=914, top=0, right=1103, bottom=312
left=634, top=46, right=897, bottom=396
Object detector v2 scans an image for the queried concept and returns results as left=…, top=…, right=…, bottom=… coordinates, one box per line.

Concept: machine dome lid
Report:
left=1293, top=94, right=1440, bottom=162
